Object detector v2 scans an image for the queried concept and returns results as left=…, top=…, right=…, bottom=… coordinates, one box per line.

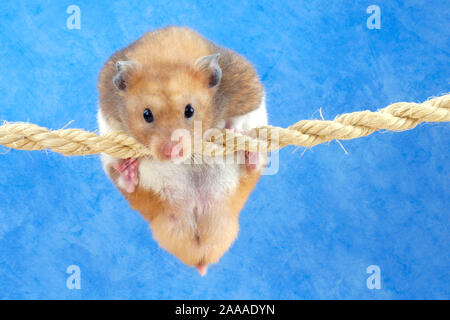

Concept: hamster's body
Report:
left=97, top=27, right=267, bottom=275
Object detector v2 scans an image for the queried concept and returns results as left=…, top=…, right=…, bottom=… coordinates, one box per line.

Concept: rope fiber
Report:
left=0, top=94, right=449, bottom=159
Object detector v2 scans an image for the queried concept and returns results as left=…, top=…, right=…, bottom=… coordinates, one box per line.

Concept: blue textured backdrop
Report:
left=0, top=0, right=448, bottom=299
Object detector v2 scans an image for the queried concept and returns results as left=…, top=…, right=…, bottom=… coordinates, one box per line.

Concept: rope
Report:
left=0, top=94, right=449, bottom=159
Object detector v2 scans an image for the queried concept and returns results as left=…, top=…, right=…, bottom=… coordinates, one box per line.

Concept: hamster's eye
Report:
left=143, top=108, right=154, bottom=123
left=184, top=104, right=194, bottom=118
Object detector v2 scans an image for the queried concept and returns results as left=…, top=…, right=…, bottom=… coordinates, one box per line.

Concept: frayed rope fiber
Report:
left=0, top=94, right=449, bottom=159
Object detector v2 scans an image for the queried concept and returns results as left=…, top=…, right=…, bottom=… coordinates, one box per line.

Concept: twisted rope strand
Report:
left=0, top=94, right=448, bottom=159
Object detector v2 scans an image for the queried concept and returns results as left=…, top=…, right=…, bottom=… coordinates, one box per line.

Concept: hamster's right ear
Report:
left=113, top=60, right=141, bottom=91
left=194, top=53, right=222, bottom=88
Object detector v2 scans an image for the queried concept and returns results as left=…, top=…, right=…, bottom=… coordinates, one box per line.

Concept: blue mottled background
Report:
left=0, top=0, right=448, bottom=299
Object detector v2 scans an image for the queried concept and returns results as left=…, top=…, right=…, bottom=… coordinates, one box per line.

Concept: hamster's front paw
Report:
left=225, top=123, right=267, bottom=173
left=245, top=151, right=267, bottom=172
left=113, top=158, right=139, bottom=193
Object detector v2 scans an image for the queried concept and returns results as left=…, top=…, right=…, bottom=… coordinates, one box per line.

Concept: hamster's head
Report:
left=112, top=54, right=222, bottom=162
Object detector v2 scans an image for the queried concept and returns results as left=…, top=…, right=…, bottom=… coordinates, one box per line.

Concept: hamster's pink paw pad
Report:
left=245, top=151, right=266, bottom=172
left=113, top=158, right=139, bottom=193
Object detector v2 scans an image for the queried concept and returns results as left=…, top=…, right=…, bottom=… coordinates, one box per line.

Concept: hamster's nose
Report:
left=162, top=142, right=183, bottom=160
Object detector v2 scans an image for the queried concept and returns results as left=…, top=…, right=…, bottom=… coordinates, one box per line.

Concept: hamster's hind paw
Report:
left=113, top=158, right=139, bottom=193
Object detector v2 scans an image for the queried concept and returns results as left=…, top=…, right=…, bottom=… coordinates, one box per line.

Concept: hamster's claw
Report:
left=113, top=158, right=139, bottom=193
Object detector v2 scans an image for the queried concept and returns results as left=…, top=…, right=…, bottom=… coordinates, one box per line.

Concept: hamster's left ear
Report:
left=195, top=53, right=222, bottom=88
